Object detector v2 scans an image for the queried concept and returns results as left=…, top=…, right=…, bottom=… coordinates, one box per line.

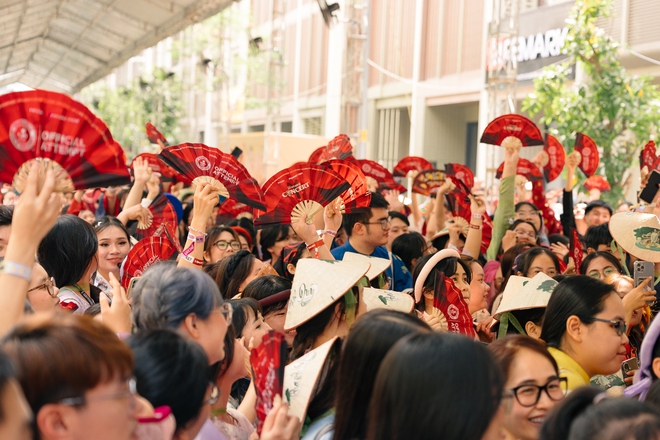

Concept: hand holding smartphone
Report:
left=639, top=170, right=660, bottom=204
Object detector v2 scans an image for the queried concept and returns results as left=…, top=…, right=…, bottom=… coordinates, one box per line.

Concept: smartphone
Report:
left=634, top=261, right=655, bottom=293
left=621, top=357, right=640, bottom=378
left=640, top=170, right=660, bottom=203
left=126, top=276, right=141, bottom=299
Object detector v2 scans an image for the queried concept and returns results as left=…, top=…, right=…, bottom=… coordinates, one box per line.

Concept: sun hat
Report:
left=492, top=273, right=557, bottom=338
left=360, top=287, right=414, bottom=314
left=284, top=259, right=370, bottom=331
left=342, top=252, right=390, bottom=280
left=283, top=337, right=341, bottom=421
left=609, top=211, right=660, bottom=263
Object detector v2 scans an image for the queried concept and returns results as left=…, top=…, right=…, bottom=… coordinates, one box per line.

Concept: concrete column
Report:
left=407, top=0, right=425, bottom=157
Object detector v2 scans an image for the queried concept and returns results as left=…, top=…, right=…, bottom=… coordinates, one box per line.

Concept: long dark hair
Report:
left=516, top=247, right=561, bottom=277
left=38, top=215, right=98, bottom=288
left=290, top=296, right=346, bottom=361
left=93, top=216, right=131, bottom=241
left=333, top=310, right=431, bottom=440
left=208, top=250, right=256, bottom=299
left=259, top=225, right=292, bottom=262
left=539, top=386, right=660, bottom=440
left=241, top=275, right=292, bottom=317
left=367, top=332, right=504, bottom=440
left=580, top=251, right=623, bottom=277
left=411, top=254, right=471, bottom=310
left=540, top=276, right=616, bottom=349
left=392, top=232, right=427, bottom=272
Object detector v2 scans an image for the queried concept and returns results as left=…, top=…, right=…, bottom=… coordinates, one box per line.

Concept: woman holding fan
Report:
left=93, top=217, right=133, bottom=294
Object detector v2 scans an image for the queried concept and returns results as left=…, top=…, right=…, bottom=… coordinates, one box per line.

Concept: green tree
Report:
left=522, top=0, right=660, bottom=205
left=81, top=67, right=182, bottom=158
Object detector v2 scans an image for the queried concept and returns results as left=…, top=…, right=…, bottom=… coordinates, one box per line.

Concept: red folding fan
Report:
left=135, top=194, right=179, bottom=241
left=539, top=134, right=565, bottom=182
left=254, top=163, right=351, bottom=228
left=432, top=272, right=476, bottom=338
left=121, top=236, right=177, bottom=288
left=358, top=159, right=406, bottom=193
left=250, top=331, right=288, bottom=435
left=217, top=198, right=254, bottom=219
left=131, top=153, right=178, bottom=180
left=0, top=90, right=130, bottom=192
left=480, top=114, right=544, bottom=149
left=145, top=122, right=169, bottom=147
left=640, top=140, right=657, bottom=171
left=495, top=158, right=543, bottom=181
left=308, top=146, right=326, bottom=164
left=444, top=163, right=474, bottom=190
left=446, top=178, right=492, bottom=255
left=158, top=143, right=265, bottom=210
left=574, top=133, right=599, bottom=176
left=319, top=134, right=354, bottom=162
left=393, top=156, right=434, bottom=177
left=584, top=175, right=610, bottom=192
left=322, top=159, right=371, bottom=213
left=412, top=169, right=446, bottom=196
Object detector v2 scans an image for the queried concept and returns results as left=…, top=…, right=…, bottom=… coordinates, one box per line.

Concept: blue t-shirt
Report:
left=331, top=240, right=412, bottom=292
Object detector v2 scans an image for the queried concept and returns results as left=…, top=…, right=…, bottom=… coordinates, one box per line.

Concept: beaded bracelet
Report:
left=188, top=225, right=208, bottom=236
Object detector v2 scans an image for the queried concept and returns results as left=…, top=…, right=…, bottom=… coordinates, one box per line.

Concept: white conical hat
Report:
left=610, top=211, right=660, bottom=263
left=283, top=337, right=340, bottom=421
left=494, top=273, right=557, bottom=320
left=284, top=258, right=370, bottom=331
left=342, top=252, right=390, bottom=280
left=360, top=287, right=415, bottom=314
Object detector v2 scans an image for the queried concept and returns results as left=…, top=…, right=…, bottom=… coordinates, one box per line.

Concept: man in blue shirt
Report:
left=331, top=192, right=412, bottom=292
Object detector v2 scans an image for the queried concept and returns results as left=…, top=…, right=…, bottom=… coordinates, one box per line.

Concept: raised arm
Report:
left=486, top=143, right=519, bottom=261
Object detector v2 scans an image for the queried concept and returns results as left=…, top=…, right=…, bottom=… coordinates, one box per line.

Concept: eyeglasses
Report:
left=513, top=229, right=537, bottom=239
left=363, top=219, right=390, bottom=230
left=509, top=378, right=568, bottom=407
left=423, top=243, right=437, bottom=255
left=588, top=268, right=618, bottom=280
left=214, top=240, right=241, bottom=251
left=60, top=378, right=137, bottom=407
left=27, top=277, right=57, bottom=298
left=204, top=383, right=220, bottom=405
left=215, top=303, right=233, bottom=325
left=593, top=317, right=627, bottom=336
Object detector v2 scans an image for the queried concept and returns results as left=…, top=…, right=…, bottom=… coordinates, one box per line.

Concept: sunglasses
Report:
left=27, top=277, right=57, bottom=298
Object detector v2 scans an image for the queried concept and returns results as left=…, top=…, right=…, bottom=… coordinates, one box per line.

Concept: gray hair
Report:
left=132, top=262, right=223, bottom=331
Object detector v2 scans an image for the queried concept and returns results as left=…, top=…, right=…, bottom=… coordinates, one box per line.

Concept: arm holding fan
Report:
left=177, top=183, right=219, bottom=270
left=463, top=195, right=486, bottom=258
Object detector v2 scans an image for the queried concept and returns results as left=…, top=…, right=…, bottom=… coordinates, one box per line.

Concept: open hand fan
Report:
left=145, top=122, right=169, bottom=147
left=431, top=272, right=476, bottom=338
left=574, top=133, right=599, bottom=176
left=0, top=90, right=130, bottom=191
left=218, top=198, right=254, bottom=219
left=254, top=163, right=350, bottom=228
left=444, top=163, right=474, bottom=189
left=480, top=114, right=544, bottom=148
left=135, top=195, right=178, bottom=242
left=641, top=140, right=657, bottom=171
left=358, top=159, right=406, bottom=193
left=584, top=175, right=611, bottom=192
left=393, top=156, right=434, bottom=177
left=322, top=159, right=371, bottom=213
left=308, top=146, right=326, bottom=164
left=495, top=158, right=543, bottom=181
left=446, top=179, right=492, bottom=255
left=412, top=169, right=446, bottom=196
left=131, top=153, right=178, bottom=180
left=158, top=143, right=265, bottom=210
left=535, top=134, right=566, bottom=183
left=250, top=331, right=287, bottom=435
left=319, top=134, right=354, bottom=162
left=121, top=236, right=177, bottom=287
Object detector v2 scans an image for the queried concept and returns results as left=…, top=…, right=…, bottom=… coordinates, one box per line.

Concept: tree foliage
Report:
left=81, top=68, right=182, bottom=159
left=522, top=0, right=660, bottom=205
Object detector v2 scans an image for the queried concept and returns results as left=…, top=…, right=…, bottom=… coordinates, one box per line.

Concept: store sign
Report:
left=486, top=27, right=569, bottom=71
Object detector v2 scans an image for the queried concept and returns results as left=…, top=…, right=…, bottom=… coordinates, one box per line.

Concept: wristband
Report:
left=472, top=213, right=483, bottom=219
left=469, top=224, right=482, bottom=230
left=187, top=232, right=206, bottom=243
left=180, top=254, right=204, bottom=266
left=188, top=226, right=208, bottom=236
left=0, top=261, right=33, bottom=282
left=323, top=230, right=337, bottom=237
left=306, top=238, right=325, bottom=258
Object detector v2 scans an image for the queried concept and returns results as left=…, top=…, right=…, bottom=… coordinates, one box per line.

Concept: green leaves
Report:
left=522, top=0, right=660, bottom=205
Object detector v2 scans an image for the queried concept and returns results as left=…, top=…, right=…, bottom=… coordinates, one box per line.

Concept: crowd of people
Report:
left=4, top=115, right=660, bottom=440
